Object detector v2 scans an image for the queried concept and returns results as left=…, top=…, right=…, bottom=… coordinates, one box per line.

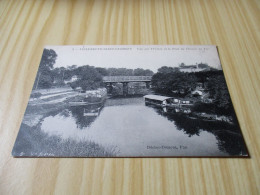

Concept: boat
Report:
left=144, top=94, right=194, bottom=114
left=143, top=95, right=173, bottom=107
left=69, top=101, right=89, bottom=106
left=183, top=108, right=191, bottom=113
left=144, top=95, right=193, bottom=108
left=83, top=107, right=102, bottom=117
left=69, top=99, right=105, bottom=107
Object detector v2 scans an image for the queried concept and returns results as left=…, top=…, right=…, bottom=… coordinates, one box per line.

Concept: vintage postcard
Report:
left=12, top=45, right=249, bottom=157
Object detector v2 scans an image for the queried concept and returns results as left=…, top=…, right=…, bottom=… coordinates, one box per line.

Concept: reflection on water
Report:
left=153, top=107, right=247, bottom=155
left=70, top=104, right=103, bottom=129
left=40, top=97, right=247, bottom=156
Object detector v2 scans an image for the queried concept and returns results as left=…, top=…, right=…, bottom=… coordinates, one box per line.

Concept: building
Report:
left=178, top=63, right=209, bottom=73
left=64, top=75, right=78, bottom=84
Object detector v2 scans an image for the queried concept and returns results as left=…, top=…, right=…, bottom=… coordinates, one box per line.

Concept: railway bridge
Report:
left=103, top=76, right=152, bottom=96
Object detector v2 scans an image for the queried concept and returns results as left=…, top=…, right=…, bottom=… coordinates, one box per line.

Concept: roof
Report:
left=144, top=95, right=172, bottom=101
left=191, top=90, right=203, bottom=95
left=179, top=65, right=197, bottom=69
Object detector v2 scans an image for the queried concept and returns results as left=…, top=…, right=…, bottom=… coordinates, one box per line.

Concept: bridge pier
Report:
left=106, top=83, right=113, bottom=94
left=122, top=82, right=129, bottom=96
left=145, top=81, right=151, bottom=89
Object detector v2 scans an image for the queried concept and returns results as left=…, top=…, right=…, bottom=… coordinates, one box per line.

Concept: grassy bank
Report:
left=16, top=90, right=117, bottom=157
left=22, top=102, right=67, bottom=127
left=12, top=123, right=118, bottom=157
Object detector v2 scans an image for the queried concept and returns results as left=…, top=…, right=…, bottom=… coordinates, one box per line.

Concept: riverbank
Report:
left=23, top=87, right=108, bottom=127
left=23, top=102, right=67, bottom=127
left=16, top=87, right=117, bottom=157
left=163, top=107, right=235, bottom=125
left=17, top=95, right=246, bottom=156
left=13, top=123, right=118, bottom=157
left=191, top=112, right=233, bottom=124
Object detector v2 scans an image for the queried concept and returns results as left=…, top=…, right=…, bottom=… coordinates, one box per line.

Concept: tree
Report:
left=197, top=63, right=209, bottom=69
left=143, top=69, right=154, bottom=76
left=39, top=49, right=57, bottom=71
left=207, top=73, right=232, bottom=110
left=157, top=66, right=179, bottom=74
left=96, top=67, right=109, bottom=76
left=51, top=67, right=66, bottom=87
left=133, top=68, right=154, bottom=76
left=151, top=72, right=170, bottom=94
left=179, top=63, right=185, bottom=67
left=34, top=49, right=57, bottom=89
left=70, top=65, right=103, bottom=91
left=37, top=74, right=53, bottom=88
left=152, top=70, right=197, bottom=96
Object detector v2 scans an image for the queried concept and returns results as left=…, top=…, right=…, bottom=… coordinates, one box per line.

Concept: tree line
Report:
left=151, top=67, right=234, bottom=115
left=33, top=49, right=154, bottom=90
left=34, top=49, right=233, bottom=116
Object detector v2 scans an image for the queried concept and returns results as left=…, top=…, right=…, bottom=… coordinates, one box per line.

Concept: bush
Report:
left=30, top=92, right=42, bottom=99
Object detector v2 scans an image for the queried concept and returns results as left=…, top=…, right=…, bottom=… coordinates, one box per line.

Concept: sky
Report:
left=45, top=45, right=222, bottom=72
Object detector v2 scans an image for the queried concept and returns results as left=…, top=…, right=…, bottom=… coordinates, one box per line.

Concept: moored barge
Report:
left=144, top=94, right=193, bottom=113
left=143, top=95, right=173, bottom=107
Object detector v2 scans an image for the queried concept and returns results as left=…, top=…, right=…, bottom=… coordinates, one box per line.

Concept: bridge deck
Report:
left=103, top=76, right=152, bottom=83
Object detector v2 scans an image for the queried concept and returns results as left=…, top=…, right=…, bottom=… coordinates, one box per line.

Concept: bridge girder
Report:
left=103, top=76, right=152, bottom=95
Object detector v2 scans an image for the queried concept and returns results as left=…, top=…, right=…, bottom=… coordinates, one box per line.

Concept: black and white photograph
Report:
left=12, top=45, right=249, bottom=157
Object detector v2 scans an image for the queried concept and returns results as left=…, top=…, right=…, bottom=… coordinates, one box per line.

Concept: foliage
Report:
left=12, top=123, right=117, bottom=157
left=157, top=66, right=179, bottom=74
left=39, top=49, right=57, bottom=70
left=107, top=68, right=133, bottom=76
left=133, top=68, right=154, bottom=76
left=207, top=74, right=232, bottom=109
left=73, top=65, right=104, bottom=91
left=198, top=63, right=209, bottom=68
left=33, top=49, right=154, bottom=90
left=51, top=67, right=66, bottom=86
left=30, top=92, right=42, bottom=99
left=152, top=72, right=197, bottom=95
left=152, top=67, right=233, bottom=115
left=96, top=67, right=109, bottom=76
left=37, top=74, right=54, bottom=88
left=33, top=49, right=57, bottom=89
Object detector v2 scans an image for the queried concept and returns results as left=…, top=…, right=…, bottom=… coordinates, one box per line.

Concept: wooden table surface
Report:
left=0, top=0, right=259, bottom=194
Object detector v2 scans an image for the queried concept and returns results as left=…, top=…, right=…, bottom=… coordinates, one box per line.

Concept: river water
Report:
left=39, top=97, right=246, bottom=157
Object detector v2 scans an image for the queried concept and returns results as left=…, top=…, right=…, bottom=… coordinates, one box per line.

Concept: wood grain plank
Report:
left=0, top=0, right=259, bottom=194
